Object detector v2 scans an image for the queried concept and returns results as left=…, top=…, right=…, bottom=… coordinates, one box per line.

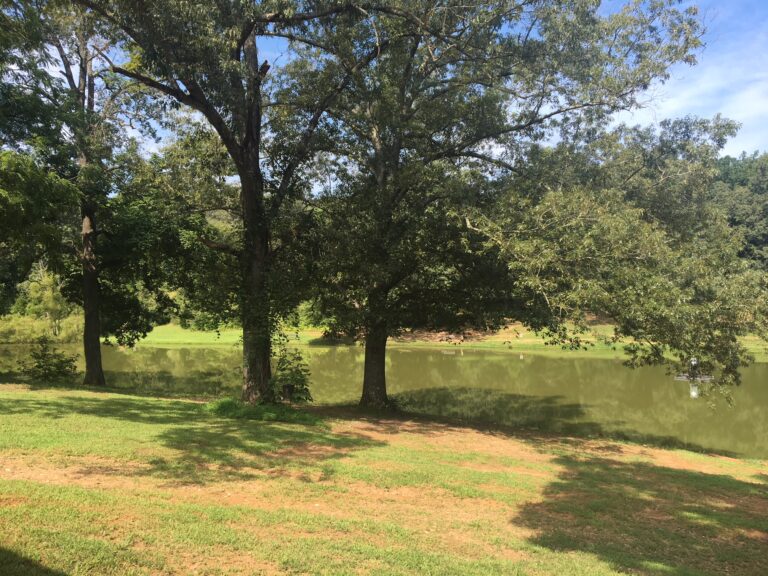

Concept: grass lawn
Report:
left=0, top=386, right=766, bottom=575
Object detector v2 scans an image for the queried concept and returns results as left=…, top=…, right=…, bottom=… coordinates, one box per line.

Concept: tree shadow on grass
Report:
left=0, top=547, right=67, bottom=576
left=143, top=418, right=381, bottom=484
left=0, top=394, right=382, bottom=485
left=0, top=361, right=241, bottom=398
left=309, top=387, right=607, bottom=440
left=393, top=387, right=603, bottom=433
left=0, top=393, right=203, bottom=423
left=389, top=387, right=738, bottom=456
left=513, top=456, right=768, bottom=576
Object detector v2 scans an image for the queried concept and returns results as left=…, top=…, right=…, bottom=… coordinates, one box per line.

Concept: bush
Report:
left=18, top=336, right=78, bottom=383
left=273, top=347, right=312, bottom=403
left=204, top=397, right=322, bottom=425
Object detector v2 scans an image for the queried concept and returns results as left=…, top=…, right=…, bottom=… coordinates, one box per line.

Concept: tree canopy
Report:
left=477, top=119, right=768, bottom=387
left=0, top=151, right=77, bottom=312
left=303, top=0, right=711, bottom=407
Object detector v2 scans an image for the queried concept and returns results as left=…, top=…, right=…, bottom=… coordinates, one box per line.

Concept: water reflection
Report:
left=1, top=344, right=766, bottom=458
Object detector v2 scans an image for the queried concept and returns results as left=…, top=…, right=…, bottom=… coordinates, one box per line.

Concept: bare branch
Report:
left=52, top=37, right=77, bottom=91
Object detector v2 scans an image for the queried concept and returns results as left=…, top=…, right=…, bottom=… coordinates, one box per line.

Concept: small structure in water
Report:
left=674, top=357, right=713, bottom=398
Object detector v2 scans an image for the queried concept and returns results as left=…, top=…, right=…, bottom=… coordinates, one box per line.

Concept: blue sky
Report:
left=616, top=0, right=768, bottom=156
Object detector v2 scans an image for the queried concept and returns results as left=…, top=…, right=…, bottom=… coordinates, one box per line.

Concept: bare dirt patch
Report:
left=0, top=495, right=29, bottom=507
left=162, top=548, right=283, bottom=576
left=0, top=455, right=152, bottom=491
left=739, top=529, right=768, bottom=542
left=327, top=416, right=555, bottom=464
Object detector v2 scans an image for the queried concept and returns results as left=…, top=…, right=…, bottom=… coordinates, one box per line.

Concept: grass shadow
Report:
left=0, top=394, right=383, bottom=485
left=103, top=369, right=239, bottom=398
left=389, top=387, right=738, bottom=456
left=513, top=455, right=768, bottom=575
left=0, top=547, right=68, bottom=576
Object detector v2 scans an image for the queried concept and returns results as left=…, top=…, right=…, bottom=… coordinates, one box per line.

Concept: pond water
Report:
left=1, top=343, right=767, bottom=458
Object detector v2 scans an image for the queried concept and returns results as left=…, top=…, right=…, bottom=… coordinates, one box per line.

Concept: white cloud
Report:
left=614, top=0, right=768, bottom=156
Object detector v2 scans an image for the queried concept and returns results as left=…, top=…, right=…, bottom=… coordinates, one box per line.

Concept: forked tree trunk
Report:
left=360, top=325, right=390, bottom=409
left=81, top=206, right=105, bottom=387
left=240, top=175, right=274, bottom=403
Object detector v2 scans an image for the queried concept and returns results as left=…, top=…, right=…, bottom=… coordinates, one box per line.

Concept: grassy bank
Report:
left=140, top=323, right=768, bottom=363
left=0, top=386, right=766, bottom=575
left=2, top=318, right=765, bottom=362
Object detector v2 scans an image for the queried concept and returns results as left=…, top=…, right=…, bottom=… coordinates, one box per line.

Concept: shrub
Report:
left=272, top=347, right=312, bottom=403
left=18, top=336, right=78, bottom=383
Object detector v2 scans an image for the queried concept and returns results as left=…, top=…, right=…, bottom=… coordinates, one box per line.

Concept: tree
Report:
left=308, top=0, right=704, bottom=408
left=3, top=1, right=153, bottom=384
left=312, top=166, right=511, bottom=408
left=714, top=152, right=768, bottom=268
left=476, top=119, right=767, bottom=389
left=67, top=0, right=450, bottom=402
left=2, top=1, right=184, bottom=381
left=0, top=151, right=77, bottom=313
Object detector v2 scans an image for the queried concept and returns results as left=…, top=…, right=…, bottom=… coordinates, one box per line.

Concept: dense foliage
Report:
left=714, top=152, right=768, bottom=268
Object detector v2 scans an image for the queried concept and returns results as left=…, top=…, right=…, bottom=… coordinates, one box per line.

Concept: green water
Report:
left=1, top=343, right=766, bottom=458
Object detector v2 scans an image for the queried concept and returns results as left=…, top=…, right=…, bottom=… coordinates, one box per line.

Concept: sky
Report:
left=615, top=0, right=768, bottom=156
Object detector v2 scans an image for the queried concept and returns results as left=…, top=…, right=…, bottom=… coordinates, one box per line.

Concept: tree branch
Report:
left=197, top=236, right=241, bottom=257
left=272, top=37, right=393, bottom=215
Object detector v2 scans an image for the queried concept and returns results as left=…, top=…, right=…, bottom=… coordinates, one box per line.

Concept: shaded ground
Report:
left=0, top=386, right=766, bottom=575
left=0, top=547, right=68, bottom=576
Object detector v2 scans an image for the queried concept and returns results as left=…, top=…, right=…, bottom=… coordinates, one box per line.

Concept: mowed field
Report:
left=0, top=386, right=766, bottom=575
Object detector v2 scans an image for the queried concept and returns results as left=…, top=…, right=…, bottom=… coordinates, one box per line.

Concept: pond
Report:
left=1, top=343, right=767, bottom=458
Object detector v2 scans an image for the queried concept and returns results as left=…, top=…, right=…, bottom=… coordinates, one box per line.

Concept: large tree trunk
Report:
left=240, top=175, right=274, bottom=403
left=360, top=325, right=390, bottom=409
left=81, top=206, right=105, bottom=387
